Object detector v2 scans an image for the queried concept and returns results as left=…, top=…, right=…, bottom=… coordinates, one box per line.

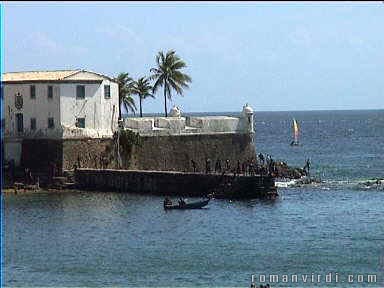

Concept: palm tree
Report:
left=150, top=50, right=192, bottom=117
left=131, top=77, right=155, bottom=117
left=114, top=72, right=136, bottom=119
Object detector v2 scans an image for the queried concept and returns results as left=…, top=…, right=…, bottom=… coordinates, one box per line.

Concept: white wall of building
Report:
left=101, top=80, right=119, bottom=134
left=3, top=83, right=61, bottom=137
left=59, top=80, right=118, bottom=137
left=3, top=80, right=119, bottom=139
left=60, top=83, right=100, bottom=130
left=2, top=70, right=119, bottom=165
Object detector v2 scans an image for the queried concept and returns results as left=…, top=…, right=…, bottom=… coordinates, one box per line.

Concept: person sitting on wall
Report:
left=178, top=198, right=186, bottom=207
left=215, top=159, right=222, bottom=173
left=206, top=158, right=211, bottom=174
left=249, top=162, right=255, bottom=176
left=24, top=168, right=28, bottom=184
left=242, top=161, right=247, bottom=175
left=25, top=168, right=34, bottom=185
left=77, top=155, right=81, bottom=168
left=191, top=159, right=197, bottom=173
left=28, top=169, right=34, bottom=184
left=225, top=159, right=230, bottom=170
left=258, top=153, right=264, bottom=165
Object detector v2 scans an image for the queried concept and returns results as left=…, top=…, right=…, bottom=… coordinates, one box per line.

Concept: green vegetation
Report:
left=113, top=129, right=142, bottom=154
left=131, top=77, right=155, bottom=117
left=150, top=50, right=192, bottom=117
left=113, top=129, right=142, bottom=168
left=114, top=72, right=136, bottom=119
left=115, top=50, right=191, bottom=119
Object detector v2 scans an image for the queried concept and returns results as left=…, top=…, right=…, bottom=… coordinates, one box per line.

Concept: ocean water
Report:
left=3, top=110, right=384, bottom=287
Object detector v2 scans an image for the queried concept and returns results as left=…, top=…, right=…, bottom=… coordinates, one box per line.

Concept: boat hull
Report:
left=210, top=187, right=278, bottom=200
left=164, top=199, right=210, bottom=210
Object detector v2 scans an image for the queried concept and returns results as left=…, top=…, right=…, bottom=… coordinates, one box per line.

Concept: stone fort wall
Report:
left=15, top=105, right=257, bottom=174
left=61, top=132, right=256, bottom=173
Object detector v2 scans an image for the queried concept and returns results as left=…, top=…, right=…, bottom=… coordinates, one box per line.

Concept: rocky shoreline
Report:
left=272, top=161, right=308, bottom=179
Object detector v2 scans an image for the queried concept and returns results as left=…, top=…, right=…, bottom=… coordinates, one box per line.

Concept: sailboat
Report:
left=290, top=118, right=300, bottom=146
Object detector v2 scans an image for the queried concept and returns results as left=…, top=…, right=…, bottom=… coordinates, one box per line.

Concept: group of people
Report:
left=163, top=197, right=186, bottom=207
left=190, top=153, right=281, bottom=177
left=190, top=154, right=312, bottom=179
left=24, top=168, right=35, bottom=185
left=5, top=160, right=58, bottom=186
left=201, top=158, right=231, bottom=174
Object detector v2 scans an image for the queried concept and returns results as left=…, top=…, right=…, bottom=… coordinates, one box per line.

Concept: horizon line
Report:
left=123, top=108, right=384, bottom=116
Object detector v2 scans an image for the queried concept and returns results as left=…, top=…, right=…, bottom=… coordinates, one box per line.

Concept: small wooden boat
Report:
left=164, top=198, right=210, bottom=210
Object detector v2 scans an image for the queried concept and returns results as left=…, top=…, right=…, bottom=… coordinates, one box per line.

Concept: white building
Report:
left=2, top=69, right=119, bottom=165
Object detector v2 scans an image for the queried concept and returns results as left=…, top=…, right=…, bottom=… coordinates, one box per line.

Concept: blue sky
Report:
left=2, top=1, right=384, bottom=113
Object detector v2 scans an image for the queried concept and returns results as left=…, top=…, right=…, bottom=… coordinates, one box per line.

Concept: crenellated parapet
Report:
left=122, top=104, right=255, bottom=136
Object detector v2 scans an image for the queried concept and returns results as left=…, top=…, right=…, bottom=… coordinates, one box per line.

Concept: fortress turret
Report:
left=242, top=103, right=254, bottom=133
left=169, top=105, right=181, bottom=117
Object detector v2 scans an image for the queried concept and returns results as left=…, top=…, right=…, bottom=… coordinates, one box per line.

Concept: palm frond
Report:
left=115, top=72, right=136, bottom=117
left=150, top=49, right=192, bottom=116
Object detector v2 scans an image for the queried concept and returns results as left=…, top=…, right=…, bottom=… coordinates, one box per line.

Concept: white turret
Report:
left=242, top=103, right=254, bottom=133
left=169, top=105, right=181, bottom=117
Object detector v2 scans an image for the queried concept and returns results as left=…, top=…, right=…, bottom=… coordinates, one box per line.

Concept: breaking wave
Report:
left=275, top=177, right=384, bottom=191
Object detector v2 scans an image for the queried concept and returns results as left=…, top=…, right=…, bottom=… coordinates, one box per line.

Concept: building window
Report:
left=48, top=117, right=54, bottom=129
left=48, top=86, right=53, bottom=99
left=76, top=85, right=85, bottom=99
left=75, top=118, right=85, bottom=128
left=16, top=113, right=23, bottom=133
left=30, top=85, right=36, bottom=99
left=30, top=118, right=36, bottom=130
left=104, top=85, right=111, bottom=99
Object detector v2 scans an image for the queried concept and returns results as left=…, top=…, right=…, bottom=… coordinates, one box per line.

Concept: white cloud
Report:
left=29, top=32, right=62, bottom=52
left=23, top=32, right=88, bottom=57
left=97, top=24, right=143, bottom=45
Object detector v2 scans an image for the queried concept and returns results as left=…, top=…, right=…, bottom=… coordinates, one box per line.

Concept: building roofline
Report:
left=63, top=69, right=117, bottom=83
left=1, top=79, right=105, bottom=84
left=3, top=69, right=81, bottom=74
left=2, top=69, right=118, bottom=83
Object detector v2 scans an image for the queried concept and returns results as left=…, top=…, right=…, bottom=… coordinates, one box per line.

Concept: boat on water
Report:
left=290, top=118, right=300, bottom=146
left=163, top=198, right=211, bottom=210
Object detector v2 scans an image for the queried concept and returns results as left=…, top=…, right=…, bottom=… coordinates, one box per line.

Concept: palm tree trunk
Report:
left=164, top=85, right=168, bottom=117
left=140, top=97, right=143, bottom=117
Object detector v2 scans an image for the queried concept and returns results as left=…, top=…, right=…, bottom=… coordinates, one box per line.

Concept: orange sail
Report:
left=293, top=118, right=299, bottom=144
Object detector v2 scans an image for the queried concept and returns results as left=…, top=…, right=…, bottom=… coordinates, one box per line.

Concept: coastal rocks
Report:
left=273, top=161, right=307, bottom=179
